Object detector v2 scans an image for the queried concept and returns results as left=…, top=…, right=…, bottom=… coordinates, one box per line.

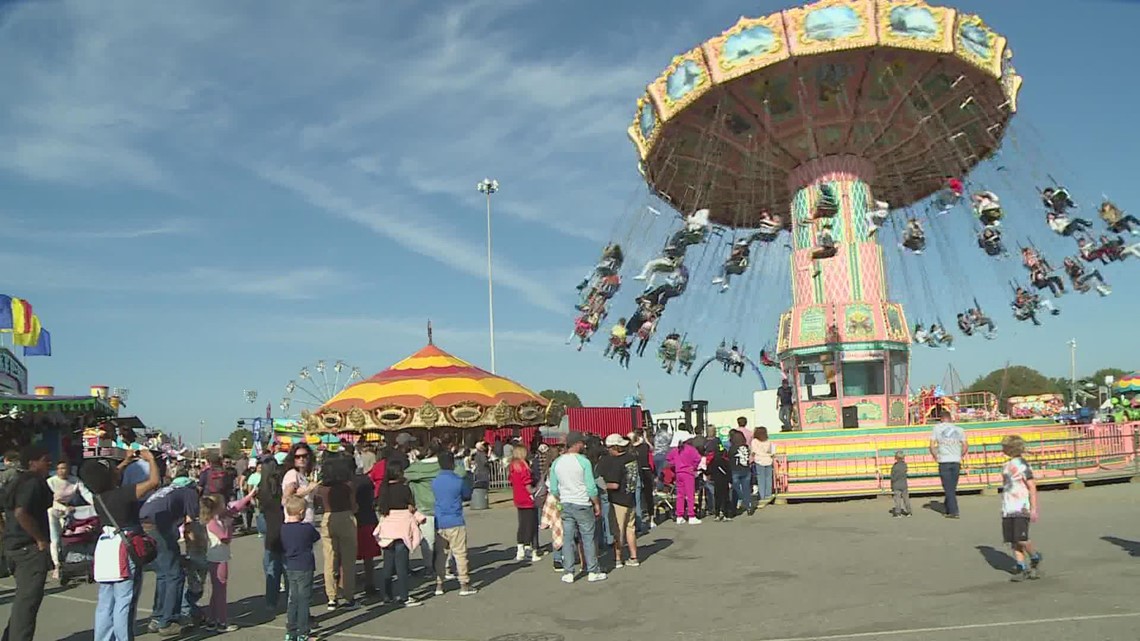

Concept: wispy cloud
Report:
left=256, top=165, right=565, bottom=314
left=255, top=314, right=566, bottom=350
left=0, top=251, right=347, bottom=300
left=0, top=0, right=685, bottom=312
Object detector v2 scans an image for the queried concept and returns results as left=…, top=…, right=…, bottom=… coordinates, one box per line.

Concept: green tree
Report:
left=539, top=389, right=583, bottom=408
left=225, top=428, right=254, bottom=457
left=965, top=365, right=1062, bottom=410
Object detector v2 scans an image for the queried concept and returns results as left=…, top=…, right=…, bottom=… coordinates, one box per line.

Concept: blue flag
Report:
left=23, top=329, right=51, bottom=357
left=0, top=295, right=11, bottom=330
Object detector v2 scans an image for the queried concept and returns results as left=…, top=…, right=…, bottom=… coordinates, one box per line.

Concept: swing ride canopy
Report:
left=312, top=342, right=563, bottom=431
left=629, top=0, right=1023, bottom=225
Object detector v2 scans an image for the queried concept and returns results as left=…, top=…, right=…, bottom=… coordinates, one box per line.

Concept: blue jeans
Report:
left=380, top=541, right=410, bottom=602
left=595, top=492, right=613, bottom=549
left=180, top=559, right=206, bottom=620
left=149, top=525, right=184, bottom=628
left=654, top=454, right=667, bottom=483
left=95, top=562, right=143, bottom=641
left=263, top=549, right=285, bottom=607
left=633, top=473, right=647, bottom=533
left=754, top=464, right=774, bottom=500
left=561, top=504, right=600, bottom=575
left=732, top=469, right=753, bottom=514
left=938, top=462, right=961, bottom=516
left=286, top=570, right=313, bottom=637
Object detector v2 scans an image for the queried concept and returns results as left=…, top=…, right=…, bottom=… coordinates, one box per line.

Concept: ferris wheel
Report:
left=279, top=359, right=363, bottom=414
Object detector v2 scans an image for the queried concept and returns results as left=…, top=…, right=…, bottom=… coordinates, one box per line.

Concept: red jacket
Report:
left=368, top=460, right=387, bottom=499
left=508, top=462, right=535, bottom=509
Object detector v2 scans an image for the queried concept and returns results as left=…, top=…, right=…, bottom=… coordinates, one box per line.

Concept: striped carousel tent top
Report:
left=317, top=336, right=556, bottom=429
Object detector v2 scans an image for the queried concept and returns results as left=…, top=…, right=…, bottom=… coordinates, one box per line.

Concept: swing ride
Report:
left=569, top=0, right=1136, bottom=431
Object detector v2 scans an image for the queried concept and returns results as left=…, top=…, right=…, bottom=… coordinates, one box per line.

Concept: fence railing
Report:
left=775, top=422, right=1139, bottom=497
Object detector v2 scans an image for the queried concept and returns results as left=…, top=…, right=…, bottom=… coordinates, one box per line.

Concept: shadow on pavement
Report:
left=976, top=545, right=1016, bottom=573
left=922, top=501, right=947, bottom=515
left=1101, top=535, right=1140, bottom=557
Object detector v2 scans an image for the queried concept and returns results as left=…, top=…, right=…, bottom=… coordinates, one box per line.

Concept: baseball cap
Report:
left=605, top=434, right=630, bottom=448
left=565, top=431, right=587, bottom=448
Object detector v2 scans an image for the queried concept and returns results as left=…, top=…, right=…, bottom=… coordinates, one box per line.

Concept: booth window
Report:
left=889, top=353, right=908, bottom=395
left=842, top=360, right=885, bottom=397
left=797, top=357, right=837, bottom=400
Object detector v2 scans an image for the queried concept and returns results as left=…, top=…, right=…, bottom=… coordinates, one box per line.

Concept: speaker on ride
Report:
left=841, top=406, right=859, bottom=429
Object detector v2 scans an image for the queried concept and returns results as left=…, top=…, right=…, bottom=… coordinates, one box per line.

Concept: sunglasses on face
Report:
left=295, top=453, right=309, bottom=459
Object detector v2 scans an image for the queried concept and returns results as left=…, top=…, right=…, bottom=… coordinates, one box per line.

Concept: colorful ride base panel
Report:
left=778, top=156, right=911, bottom=431
left=767, top=420, right=1140, bottom=499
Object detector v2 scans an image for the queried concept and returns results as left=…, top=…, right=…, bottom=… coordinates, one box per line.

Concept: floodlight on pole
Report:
left=476, top=178, right=500, bottom=373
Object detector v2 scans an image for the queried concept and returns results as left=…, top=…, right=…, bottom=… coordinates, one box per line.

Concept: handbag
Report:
left=94, top=494, right=158, bottom=565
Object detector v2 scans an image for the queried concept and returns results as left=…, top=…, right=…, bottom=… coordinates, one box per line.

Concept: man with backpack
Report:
left=199, top=454, right=234, bottom=499
left=1, top=446, right=54, bottom=641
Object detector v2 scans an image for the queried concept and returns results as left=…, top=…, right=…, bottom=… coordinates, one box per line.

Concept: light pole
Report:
left=477, top=178, right=500, bottom=373
left=1067, top=338, right=1077, bottom=406
left=199, top=419, right=206, bottom=453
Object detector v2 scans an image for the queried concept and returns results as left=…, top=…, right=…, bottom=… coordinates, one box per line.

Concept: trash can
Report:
left=470, top=487, right=489, bottom=510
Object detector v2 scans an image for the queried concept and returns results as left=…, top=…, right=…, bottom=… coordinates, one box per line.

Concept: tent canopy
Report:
left=312, top=342, right=561, bottom=431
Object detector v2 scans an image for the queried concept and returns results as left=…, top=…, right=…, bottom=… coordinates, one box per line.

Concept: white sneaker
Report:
left=561, top=573, right=575, bottom=584
left=587, top=572, right=608, bottom=582
left=711, top=277, right=725, bottom=284
left=688, top=517, right=702, bottom=525
left=531, top=552, right=543, bottom=563
left=625, top=559, right=640, bottom=567
left=676, top=517, right=685, bottom=525
left=649, top=521, right=657, bottom=529
left=1097, top=285, right=1112, bottom=296
left=633, top=275, right=648, bottom=281
left=613, top=560, right=624, bottom=569
left=515, top=547, right=526, bottom=562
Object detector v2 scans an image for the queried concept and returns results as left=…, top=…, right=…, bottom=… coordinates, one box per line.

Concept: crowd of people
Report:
left=0, top=408, right=1055, bottom=640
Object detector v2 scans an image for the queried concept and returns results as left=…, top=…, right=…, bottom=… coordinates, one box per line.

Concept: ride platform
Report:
left=769, top=418, right=1139, bottom=501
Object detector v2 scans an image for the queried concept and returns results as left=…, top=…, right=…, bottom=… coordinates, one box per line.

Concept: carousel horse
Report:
left=658, top=333, right=681, bottom=374
left=677, top=342, right=696, bottom=375
left=712, top=239, right=751, bottom=292
left=979, top=225, right=1006, bottom=257
left=971, top=191, right=1003, bottom=226
left=1098, top=200, right=1140, bottom=235
left=1063, top=257, right=1111, bottom=296
left=901, top=219, right=926, bottom=254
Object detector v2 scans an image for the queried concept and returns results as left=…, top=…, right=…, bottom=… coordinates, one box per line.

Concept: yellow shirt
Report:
left=610, top=325, right=627, bottom=340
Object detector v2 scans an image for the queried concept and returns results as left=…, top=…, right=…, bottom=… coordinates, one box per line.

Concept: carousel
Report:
left=300, top=329, right=563, bottom=447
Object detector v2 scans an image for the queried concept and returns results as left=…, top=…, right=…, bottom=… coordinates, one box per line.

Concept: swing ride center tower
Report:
left=628, top=0, right=1021, bottom=430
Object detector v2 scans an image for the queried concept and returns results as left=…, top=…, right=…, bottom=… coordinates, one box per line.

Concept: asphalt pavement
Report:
left=3, top=482, right=1138, bottom=641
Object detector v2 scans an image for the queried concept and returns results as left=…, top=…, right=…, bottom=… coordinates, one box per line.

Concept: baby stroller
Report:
left=59, top=512, right=100, bottom=588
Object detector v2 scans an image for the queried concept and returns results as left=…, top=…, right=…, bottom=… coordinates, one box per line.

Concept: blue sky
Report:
left=1, top=0, right=1137, bottom=442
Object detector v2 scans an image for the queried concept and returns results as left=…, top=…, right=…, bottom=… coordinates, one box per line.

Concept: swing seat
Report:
left=725, top=261, right=747, bottom=276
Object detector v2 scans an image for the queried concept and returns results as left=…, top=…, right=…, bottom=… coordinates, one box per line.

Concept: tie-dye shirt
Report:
left=1000, top=457, right=1034, bottom=518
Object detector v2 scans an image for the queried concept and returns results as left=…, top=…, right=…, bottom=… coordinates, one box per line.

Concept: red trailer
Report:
left=566, top=406, right=648, bottom=440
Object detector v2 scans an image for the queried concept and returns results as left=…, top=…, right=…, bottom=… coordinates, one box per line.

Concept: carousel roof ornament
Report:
left=316, top=338, right=561, bottom=431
